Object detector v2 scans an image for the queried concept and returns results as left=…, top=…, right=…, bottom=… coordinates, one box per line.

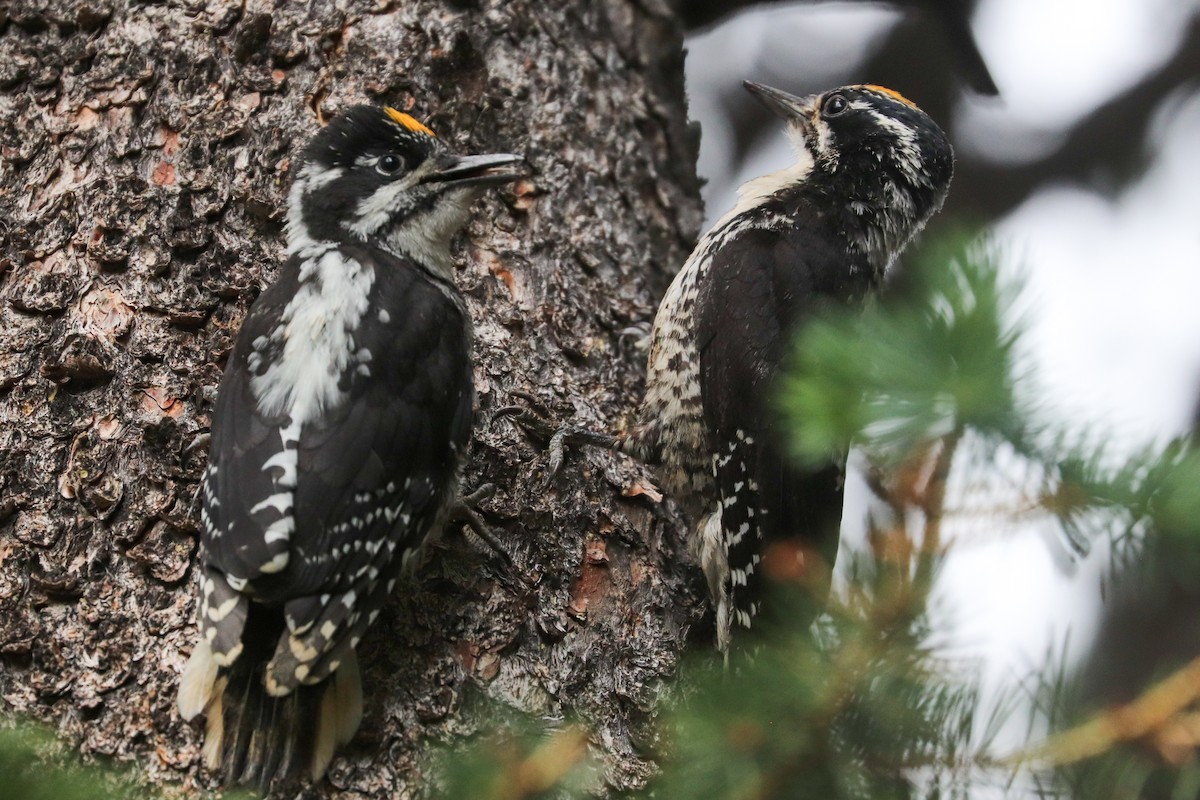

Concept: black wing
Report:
left=696, top=217, right=860, bottom=639
left=198, top=244, right=474, bottom=692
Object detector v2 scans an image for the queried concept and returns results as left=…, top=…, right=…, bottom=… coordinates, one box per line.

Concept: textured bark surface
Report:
left=0, top=0, right=706, bottom=795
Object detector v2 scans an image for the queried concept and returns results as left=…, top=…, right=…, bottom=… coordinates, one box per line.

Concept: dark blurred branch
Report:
left=670, top=0, right=769, bottom=30
left=674, top=0, right=997, bottom=94
left=949, top=18, right=1200, bottom=221
left=718, top=7, right=1199, bottom=228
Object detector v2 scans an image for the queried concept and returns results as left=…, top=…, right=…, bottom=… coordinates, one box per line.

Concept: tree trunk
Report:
left=0, top=0, right=706, bottom=794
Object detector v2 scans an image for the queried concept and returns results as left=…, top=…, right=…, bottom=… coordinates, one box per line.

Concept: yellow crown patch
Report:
left=385, top=107, right=437, bottom=138
left=860, top=85, right=919, bottom=110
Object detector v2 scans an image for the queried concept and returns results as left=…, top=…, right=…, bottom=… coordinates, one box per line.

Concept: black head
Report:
left=286, top=105, right=525, bottom=264
left=743, top=82, right=954, bottom=225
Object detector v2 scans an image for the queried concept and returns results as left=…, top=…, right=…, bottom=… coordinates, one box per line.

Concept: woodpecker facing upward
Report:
left=176, top=105, right=524, bottom=790
left=540, top=82, right=953, bottom=652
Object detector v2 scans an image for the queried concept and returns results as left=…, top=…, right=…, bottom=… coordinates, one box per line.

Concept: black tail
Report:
left=178, top=607, right=363, bottom=794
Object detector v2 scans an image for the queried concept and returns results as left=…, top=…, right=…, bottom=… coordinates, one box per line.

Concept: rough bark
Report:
left=0, top=0, right=706, bottom=795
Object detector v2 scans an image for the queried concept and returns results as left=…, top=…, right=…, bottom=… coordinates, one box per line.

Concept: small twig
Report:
left=915, top=429, right=962, bottom=586
left=1011, top=654, right=1200, bottom=768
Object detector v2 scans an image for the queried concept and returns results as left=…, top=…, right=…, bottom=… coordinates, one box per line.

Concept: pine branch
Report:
left=1014, top=655, right=1200, bottom=769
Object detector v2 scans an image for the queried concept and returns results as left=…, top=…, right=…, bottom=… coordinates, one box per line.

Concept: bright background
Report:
left=684, top=0, right=1200, bottom=770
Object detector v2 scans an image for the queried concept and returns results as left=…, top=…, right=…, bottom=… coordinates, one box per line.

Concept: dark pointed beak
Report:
left=424, top=153, right=527, bottom=187
left=743, top=80, right=817, bottom=122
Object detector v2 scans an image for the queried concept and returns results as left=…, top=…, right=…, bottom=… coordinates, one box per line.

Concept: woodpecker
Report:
left=176, top=105, right=525, bottom=790
left=539, top=83, right=953, bottom=653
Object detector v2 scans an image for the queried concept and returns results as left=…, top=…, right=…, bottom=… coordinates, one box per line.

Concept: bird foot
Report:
left=494, top=395, right=618, bottom=480
left=448, top=484, right=512, bottom=567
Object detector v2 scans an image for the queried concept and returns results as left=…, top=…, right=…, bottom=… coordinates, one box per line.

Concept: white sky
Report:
left=685, top=0, right=1200, bottom=779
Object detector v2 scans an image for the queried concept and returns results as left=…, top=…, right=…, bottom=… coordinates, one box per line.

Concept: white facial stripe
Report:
left=347, top=174, right=424, bottom=239
left=339, top=159, right=474, bottom=283
left=844, top=99, right=927, bottom=186
left=284, top=147, right=484, bottom=287
left=304, top=164, right=344, bottom=188
left=864, top=110, right=926, bottom=185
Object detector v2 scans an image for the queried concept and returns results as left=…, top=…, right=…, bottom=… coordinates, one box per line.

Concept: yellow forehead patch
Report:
left=859, top=85, right=919, bottom=110
left=385, top=107, right=437, bottom=138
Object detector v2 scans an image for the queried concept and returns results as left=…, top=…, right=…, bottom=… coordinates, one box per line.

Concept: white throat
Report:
left=346, top=184, right=477, bottom=284
left=723, top=129, right=816, bottom=223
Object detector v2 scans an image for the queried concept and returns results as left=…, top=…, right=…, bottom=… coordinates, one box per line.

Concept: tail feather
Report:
left=178, top=639, right=219, bottom=722
left=692, top=511, right=732, bottom=655
left=228, top=671, right=293, bottom=788
left=201, top=681, right=225, bottom=770
left=313, top=678, right=339, bottom=782
left=312, top=649, right=363, bottom=780
left=332, top=649, right=364, bottom=745
left=176, top=622, right=365, bottom=792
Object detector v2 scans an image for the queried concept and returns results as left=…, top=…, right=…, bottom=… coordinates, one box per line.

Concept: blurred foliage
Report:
left=423, top=707, right=598, bottom=799
left=785, top=235, right=1023, bottom=467
left=0, top=719, right=173, bottom=800
left=651, top=569, right=1008, bottom=799
left=787, top=234, right=1200, bottom=555
left=1029, top=649, right=1200, bottom=800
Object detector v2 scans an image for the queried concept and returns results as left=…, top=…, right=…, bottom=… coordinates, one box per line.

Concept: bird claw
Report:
left=492, top=402, right=558, bottom=442
left=460, top=482, right=497, bottom=506
left=494, top=396, right=618, bottom=483
left=449, top=486, right=512, bottom=569
left=545, top=424, right=618, bottom=481
left=449, top=487, right=540, bottom=594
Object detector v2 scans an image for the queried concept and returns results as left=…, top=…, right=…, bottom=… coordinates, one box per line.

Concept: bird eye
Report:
left=376, top=154, right=405, bottom=176
left=822, top=94, right=849, bottom=117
